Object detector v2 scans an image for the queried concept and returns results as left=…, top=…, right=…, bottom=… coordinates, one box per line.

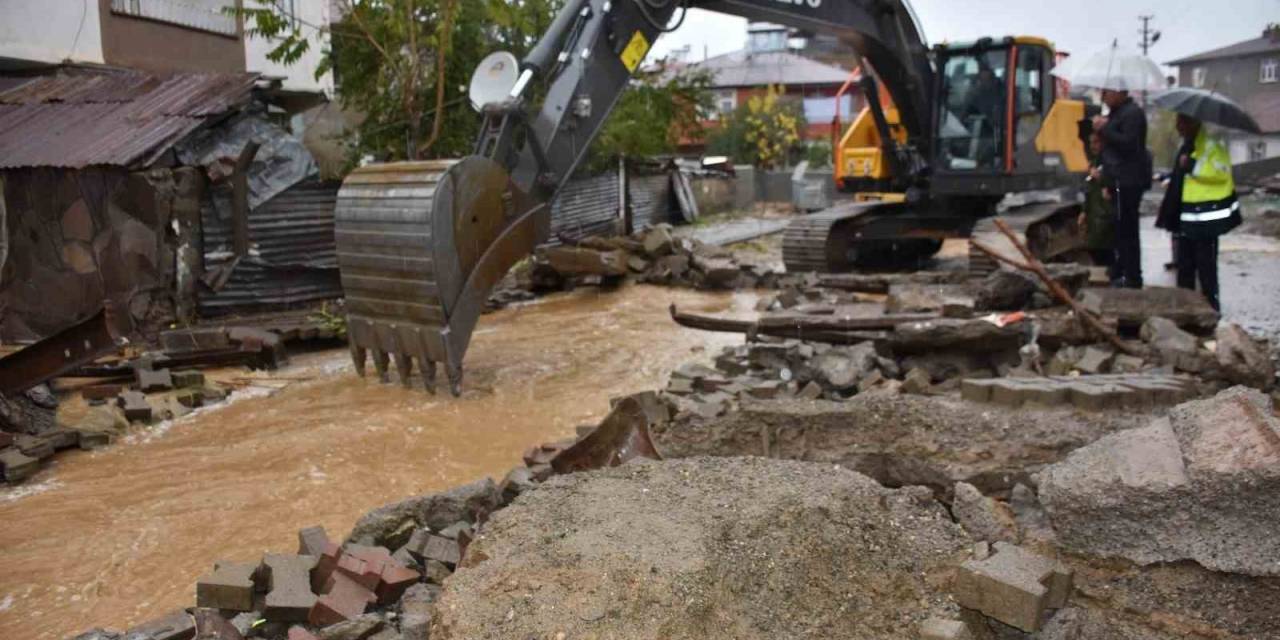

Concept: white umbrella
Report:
left=1051, top=42, right=1165, bottom=92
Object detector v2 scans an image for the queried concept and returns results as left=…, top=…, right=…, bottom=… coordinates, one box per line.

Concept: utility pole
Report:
left=1138, top=14, right=1161, bottom=56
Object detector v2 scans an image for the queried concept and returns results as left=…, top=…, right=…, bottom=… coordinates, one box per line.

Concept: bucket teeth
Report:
left=350, top=344, right=368, bottom=377
left=372, top=350, right=391, bottom=383
left=393, top=353, right=414, bottom=388
left=421, top=360, right=438, bottom=394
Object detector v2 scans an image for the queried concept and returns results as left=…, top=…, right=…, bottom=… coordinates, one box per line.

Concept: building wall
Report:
left=1175, top=52, right=1280, bottom=115
left=98, top=0, right=246, bottom=74
left=244, top=0, right=333, bottom=95
left=0, top=0, right=106, bottom=66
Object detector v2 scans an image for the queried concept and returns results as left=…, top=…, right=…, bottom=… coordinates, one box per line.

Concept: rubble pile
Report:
left=532, top=223, right=783, bottom=291
left=0, top=325, right=293, bottom=485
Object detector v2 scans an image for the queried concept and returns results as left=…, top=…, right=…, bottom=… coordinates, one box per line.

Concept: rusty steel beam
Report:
left=0, top=306, right=131, bottom=396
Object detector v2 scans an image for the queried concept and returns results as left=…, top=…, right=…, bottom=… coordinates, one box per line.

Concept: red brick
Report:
left=287, top=627, right=320, bottom=640
left=335, top=553, right=380, bottom=590
left=309, top=572, right=375, bottom=626
left=311, top=542, right=343, bottom=593
left=377, top=563, right=420, bottom=605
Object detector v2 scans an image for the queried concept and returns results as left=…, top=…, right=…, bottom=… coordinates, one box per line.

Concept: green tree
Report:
left=586, top=63, right=713, bottom=169
left=707, top=85, right=807, bottom=169
left=236, top=0, right=562, bottom=163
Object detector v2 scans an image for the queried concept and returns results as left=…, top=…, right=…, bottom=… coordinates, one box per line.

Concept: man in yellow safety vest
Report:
left=1174, top=114, right=1241, bottom=311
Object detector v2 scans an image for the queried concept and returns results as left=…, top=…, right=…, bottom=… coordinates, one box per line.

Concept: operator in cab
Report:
left=1092, top=89, right=1152, bottom=289
left=964, top=66, right=1006, bottom=168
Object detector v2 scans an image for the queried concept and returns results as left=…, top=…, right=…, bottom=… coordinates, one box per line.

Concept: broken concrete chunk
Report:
left=1215, top=323, right=1275, bottom=389
left=263, top=554, right=318, bottom=622
left=399, top=583, right=438, bottom=640
left=196, top=560, right=260, bottom=611
left=920, top=617, right=974, bottom=640
left=952, top=482, right=1018, bottom=543
left=171, top=370, right=206, bottom=389
left=953, top=541, right=1072, bottom=632
left=498, top=466, right=536, bottom=505
left=1072, top=345, right=1114, bottom=375
left=314, top=611, right=383, bottom=640
left=900, top=368, right=933, bottom=395
left=1079, top=286, right=1219, bottom=332
left=885, top=283, right=975, bottom=314
left=974, top=269, right=1038, bottom=311
left=1037, top=387, right=1280, bottom=576
left=191, top=607, right=243, bottom=640
left=641, top=226, right=675, bottom=257
left=345, top=478, right=500, bottom=548
left=75, top=429, right=111, bottom=450
left=796, top=381, right=823, bottom=400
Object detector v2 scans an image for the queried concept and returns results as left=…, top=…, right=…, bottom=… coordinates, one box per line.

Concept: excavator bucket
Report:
left=335, top=156, right=547, bottom=395
left=550, top=392, right=667, bottom=474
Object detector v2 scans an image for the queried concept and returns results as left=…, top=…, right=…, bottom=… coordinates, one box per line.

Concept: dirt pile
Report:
left=431, top=456, right=971, bottom=640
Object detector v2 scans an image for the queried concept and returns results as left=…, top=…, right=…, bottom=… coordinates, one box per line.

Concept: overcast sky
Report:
left=650, top=1, right=1279, bottom=73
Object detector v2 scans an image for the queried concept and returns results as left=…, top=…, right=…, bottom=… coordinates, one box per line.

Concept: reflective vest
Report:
left=1180, top=128, right=1239, bottom=238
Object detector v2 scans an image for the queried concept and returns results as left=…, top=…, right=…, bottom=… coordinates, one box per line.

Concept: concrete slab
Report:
left=196, top=560, right=260, bottom=611
left=953, top=542, right=1072, bottom=632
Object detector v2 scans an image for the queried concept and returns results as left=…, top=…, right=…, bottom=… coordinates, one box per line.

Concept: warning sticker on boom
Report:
left=620, top=31, right=650, bottom=73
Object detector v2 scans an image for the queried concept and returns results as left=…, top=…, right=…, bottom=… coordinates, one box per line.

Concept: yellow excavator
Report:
left=334, top=0, right=1093, bottom=394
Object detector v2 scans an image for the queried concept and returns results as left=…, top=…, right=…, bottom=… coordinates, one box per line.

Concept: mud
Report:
left=0, top=285, right=751, bottom=640
left=653, top=392, right=1152, bottom=497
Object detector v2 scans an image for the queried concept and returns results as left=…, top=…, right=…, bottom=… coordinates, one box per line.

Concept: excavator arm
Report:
left=335, top=0, right=935, bottom=395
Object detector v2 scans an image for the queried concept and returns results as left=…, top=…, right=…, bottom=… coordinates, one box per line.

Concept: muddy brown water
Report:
left=0, top=285, right=752, bottom=640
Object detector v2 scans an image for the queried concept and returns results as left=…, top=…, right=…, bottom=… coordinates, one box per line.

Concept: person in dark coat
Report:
left=1081, top=131, right=1116, bottom=274
left=1093, top=89, right=1152, bottom=288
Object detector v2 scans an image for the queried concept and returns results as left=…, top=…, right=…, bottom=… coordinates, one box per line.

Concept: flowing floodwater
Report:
left=0, top=285, right=752, bottom=640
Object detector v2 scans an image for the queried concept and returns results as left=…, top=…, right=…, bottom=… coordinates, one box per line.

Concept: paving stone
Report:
left=190, top=608, right=243, bottom=640
left=309, top=572, right=376, bottom=627
left=136, top=368, right=174, bottom=392
left=953, top=541, right=1072, bottom=632
left=960, top=379, right=997, bottom=403
left=1072, top=345, right=1113, bottom=374
left=75, top=429, right=112, bottom=451
left=0, top=447, right=39, bottom=483
left=315, top=612, right=384, bottom=640
left=420, top=533, right=461, bottom=567
left=399, top=583, right=438, bottom=640
left=161, top=327, right=232, bottom=353
left=298, top=525, right=330, bottom=556
left=376, top=561, right=419, bottom=605
left=920, top=617, right=973, bottom=640
left=287, top=627, right=320, bottom=640
left=1019, top=381, right=1069, bottom=407
left=197, top=560, right=260, bottom=611
left=117, top=391, right=153, bottom=423
left=422, top=559, right=452, bottom=585
left=81, top=383, right=127, bottom=402
left=900, top=367, right=933, bottom=395
left=856, top=370, right=885, bottom=394
left=666, top=378, right=695, bottom=395
left=123, top=608, right=195, bottom=640
left=263, top=554, right=318, bottom=622
left=988, top=380, right=1030, bottom=407
left=174, top=390, right=203, bottom=409
left=796, top=381, right=823, bottom=400
left=1111, top=354, right=1146, bottom=373
left=42, top=428, right=79, bottom=450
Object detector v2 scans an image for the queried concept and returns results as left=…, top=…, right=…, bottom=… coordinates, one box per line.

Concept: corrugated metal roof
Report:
left=0, top=67, right=257, bottom=169
left=1168, top=34, right=1280, bottom=66
left=686, top=50, right=851, bottom=89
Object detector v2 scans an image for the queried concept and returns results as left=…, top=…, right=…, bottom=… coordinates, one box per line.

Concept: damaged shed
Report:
left=0, top=65, right=341, bottom=342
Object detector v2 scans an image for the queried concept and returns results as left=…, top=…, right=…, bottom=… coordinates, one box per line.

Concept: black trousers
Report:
left=1113, top=186, right=1144, bottom=286
left=1176, top=235, right=1220, bottom=311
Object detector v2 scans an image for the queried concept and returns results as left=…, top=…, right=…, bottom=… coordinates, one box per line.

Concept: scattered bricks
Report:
left=197, top=560, right=260, bottom=611
left=316, top=613, right=384, bottom=640
left=161, top=327, right=231, bottom=353
left=0, top=447, right=39, bottom=483
left=263, top=554, right=318, bottom=623
left=641, top=225, right=676, bottom=257
left=124, top=608, right=195, bottom=640
left=118, top=391, right=153, bottom=422
left=714, top=353, right=749, bottom=376
left=1112, top=354, right=1146, bottom=373
left=376, top=562, right=419, bottom=605
left=298, top=525, right=330, bottom=556
left=920, top=617, right=973, bottom=640
left=797, top=381, right=823, bottom=400
left=961, top=379, right=998, bottom=403
left=421, top=533, right=462, bottom=567
left=1069, top=383, right=1128, bottom=411
left=749, top=379, right=788, bottom=399
left=438, top=521, right=473, bottom=540
left=400, top=583, right=439, bottom=640
left=14, top=434, right=55, bottom=460
left=335, top=553, right=381, bottom=591
left=136, top=367, right=175, bottom=392
left=857, top=370, right=885, bottom=394
left=201, top=386, right=229, bottom=404
left=953, top=541, right=1073, bottom=632
left=309, top=572, right=376, bottom=627
left=391, top=545, right=417, bottom=570
left=988, top=379, right=1030, bottom=407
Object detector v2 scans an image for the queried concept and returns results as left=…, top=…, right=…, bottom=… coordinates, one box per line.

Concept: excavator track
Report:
left=968, top=201, right=1086, bottom=276
left=335, top=158, right=545, bottom=396
left=782, top=200, right=952, bottom=273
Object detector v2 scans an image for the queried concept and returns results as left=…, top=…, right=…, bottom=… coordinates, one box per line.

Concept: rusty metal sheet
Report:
left=0, top=68, right=257, bottom=169
left=551, top=392, right=666, bottom=474
left=0, top=306, right=131, bottom=395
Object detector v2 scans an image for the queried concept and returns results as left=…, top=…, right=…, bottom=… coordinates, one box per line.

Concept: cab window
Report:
left=1014, top=46, right=1050, bottom=146
left=937, top=49, right=1008, bottom=171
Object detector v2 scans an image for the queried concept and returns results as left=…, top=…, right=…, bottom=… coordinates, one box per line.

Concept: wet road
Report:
left=0, top=285, right=752, bottom=640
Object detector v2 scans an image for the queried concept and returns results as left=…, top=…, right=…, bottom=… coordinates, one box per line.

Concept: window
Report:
left=748, top=30, right=787, bottom=53
left=1261, top=59, right=1278, bottom=83
left=1192, top=67, right=1207, bottom=88
left=110, top=0, right=238, bottom=37
left=715, top=90, right=737, bottom=117
left=1249, top=140, right=1267, bottom=161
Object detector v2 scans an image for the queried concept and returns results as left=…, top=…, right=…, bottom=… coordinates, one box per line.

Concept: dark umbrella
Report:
left=1151, top=88, right=1262, bottom=134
